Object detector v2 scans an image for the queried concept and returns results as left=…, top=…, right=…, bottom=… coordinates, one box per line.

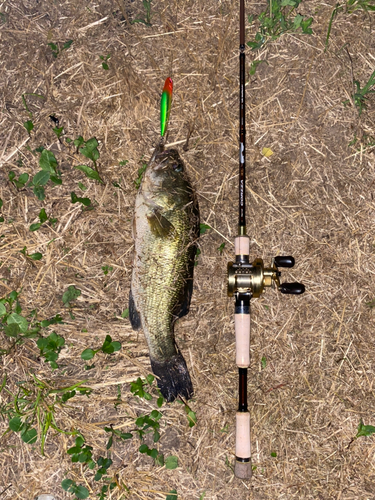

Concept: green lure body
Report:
left=160, top=77, right=173, bottom=137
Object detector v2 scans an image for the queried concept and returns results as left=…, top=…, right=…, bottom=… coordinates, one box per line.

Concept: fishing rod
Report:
left=227, top=0, right=305, bottom=480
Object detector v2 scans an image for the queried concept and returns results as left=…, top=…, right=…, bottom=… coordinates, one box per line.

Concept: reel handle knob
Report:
left=274, top=256, right=295, bottom=268
left=279, top=282, right=305, bottom=295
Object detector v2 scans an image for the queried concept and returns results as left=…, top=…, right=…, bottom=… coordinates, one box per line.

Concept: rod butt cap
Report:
left=234, top=460, right=252, bottom=479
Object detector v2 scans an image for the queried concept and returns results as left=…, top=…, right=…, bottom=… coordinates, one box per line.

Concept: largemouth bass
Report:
left=129, top=145, right=200, bottom=402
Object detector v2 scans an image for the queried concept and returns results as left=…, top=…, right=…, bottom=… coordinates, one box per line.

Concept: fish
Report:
left=129, top=144, right=200, bottom=402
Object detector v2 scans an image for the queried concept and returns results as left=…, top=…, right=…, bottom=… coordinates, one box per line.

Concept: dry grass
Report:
left=1, top=0, right=375, bottom=499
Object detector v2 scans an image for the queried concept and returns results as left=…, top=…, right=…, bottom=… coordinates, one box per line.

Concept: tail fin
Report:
left=151, top=354, right=193, bottom=403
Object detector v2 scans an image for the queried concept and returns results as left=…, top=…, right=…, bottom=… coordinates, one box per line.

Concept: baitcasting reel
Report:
left=228, top=254, right=305, bottom=299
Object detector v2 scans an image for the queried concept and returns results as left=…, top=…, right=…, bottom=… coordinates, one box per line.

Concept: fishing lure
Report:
left=160, top=77, right=173, bottom=137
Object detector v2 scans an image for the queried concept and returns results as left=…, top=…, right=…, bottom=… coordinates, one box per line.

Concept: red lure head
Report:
left=163, top=77, right=173, bottom=96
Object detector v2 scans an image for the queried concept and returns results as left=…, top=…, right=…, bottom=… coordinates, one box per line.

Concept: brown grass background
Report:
left=1, top=0, right=375, bottom=498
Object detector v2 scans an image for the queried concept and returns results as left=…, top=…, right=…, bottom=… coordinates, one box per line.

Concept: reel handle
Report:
left=274, top=256, right=295, bottom=268
left=279, top=282, right=305, bottom=294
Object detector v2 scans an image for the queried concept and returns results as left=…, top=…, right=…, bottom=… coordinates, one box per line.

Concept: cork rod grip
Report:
left=235, top=412, right=252, bottom=479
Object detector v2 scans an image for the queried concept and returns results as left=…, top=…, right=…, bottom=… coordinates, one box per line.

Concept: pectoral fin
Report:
left=147, top=210, right=175, bottom=238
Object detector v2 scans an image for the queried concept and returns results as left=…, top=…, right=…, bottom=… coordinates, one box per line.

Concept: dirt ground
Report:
left=1, top=0, right=375, bottom=499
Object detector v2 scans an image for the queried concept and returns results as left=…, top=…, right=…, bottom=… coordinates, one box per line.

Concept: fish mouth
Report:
left=150, top=144, right=172, bottom=170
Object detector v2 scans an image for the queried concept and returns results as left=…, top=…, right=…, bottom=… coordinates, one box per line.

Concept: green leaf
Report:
left=166, top=490, right=178, bottom=500
left=9, top=416, right=23, bottom=432
left=74, top=164, right=102, bottom=183
left=23, top=120, right=34, bottom=134
left=74, top=136, right=85, bottom=148
left=39, top=149, right=58, bottom=173
left=39, top=208, right=48, bottom=223
left=0, top=198, right=2, bottom=209
left=29, top=252, right=43, bottom=260
left=155, top=453, right=164, bottom=466
left=63, top=39, right=74, bottom=50
left=356, top=420, right=375, bottom=438
left=120, top=432, right=133, bottom=440
left=121, top=308, right=129, bottom=318
left=4, top=323, right=19, bottom=338
left=261, top=356, right=267, bottom=369
left=102, top=62, right=109, bottom=70
left=148, top=448, right=158, bottom=459
left=139, top=444, right=149, bottom=453
left=48, top=42, right=58, bottom=52
left=79, top=137, right=100, bottom=162
left=0, top=303, right=5, bottom=318
left=61, top=478, right=74, bottom=491
left=62, top=285, right=81, bottom=305
left=157, top=396, right=164, bottom=408
left=200, top=223, right=211, bottom=235
left=78, top=480, right=93, bottom=495
left=33, top=186, right=45, bottom=201
left=19, top=173, right=29, bottom=184
left=111, top=341, right=121, bottom=352
left=53, top=126, right=64, bottom=139
left=81, top=348, right=95, bottom=360
left=271, top=451, right=277, bottom=457
left=249, top=60, right=268, bottom=76
left=21, top=428, right=37, bottom=444
left=29, top=223, right=42, bottom=232
left=165, top=455, right=178, bottom=469
left=217, top=242, right=225, bottom=254
left=71, top=191, right=91, bottom=207
left=7, top=312, right=28, bottom=333
left=33, top=170, right=50, bottom=186
left=153, top=430, right=160, bottom=443
left=78, top=182, right=87, bottom=191
left=106, top=435, right=113, bottom=449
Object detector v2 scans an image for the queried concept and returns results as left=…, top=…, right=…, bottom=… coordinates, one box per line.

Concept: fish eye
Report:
left=172, top=163, right=183, bottom=172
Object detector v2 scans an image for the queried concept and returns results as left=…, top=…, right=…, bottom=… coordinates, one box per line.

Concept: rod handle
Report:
left=235, top=313, right=250, bottom=367
left=235, top=411, right=252, bottom=479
